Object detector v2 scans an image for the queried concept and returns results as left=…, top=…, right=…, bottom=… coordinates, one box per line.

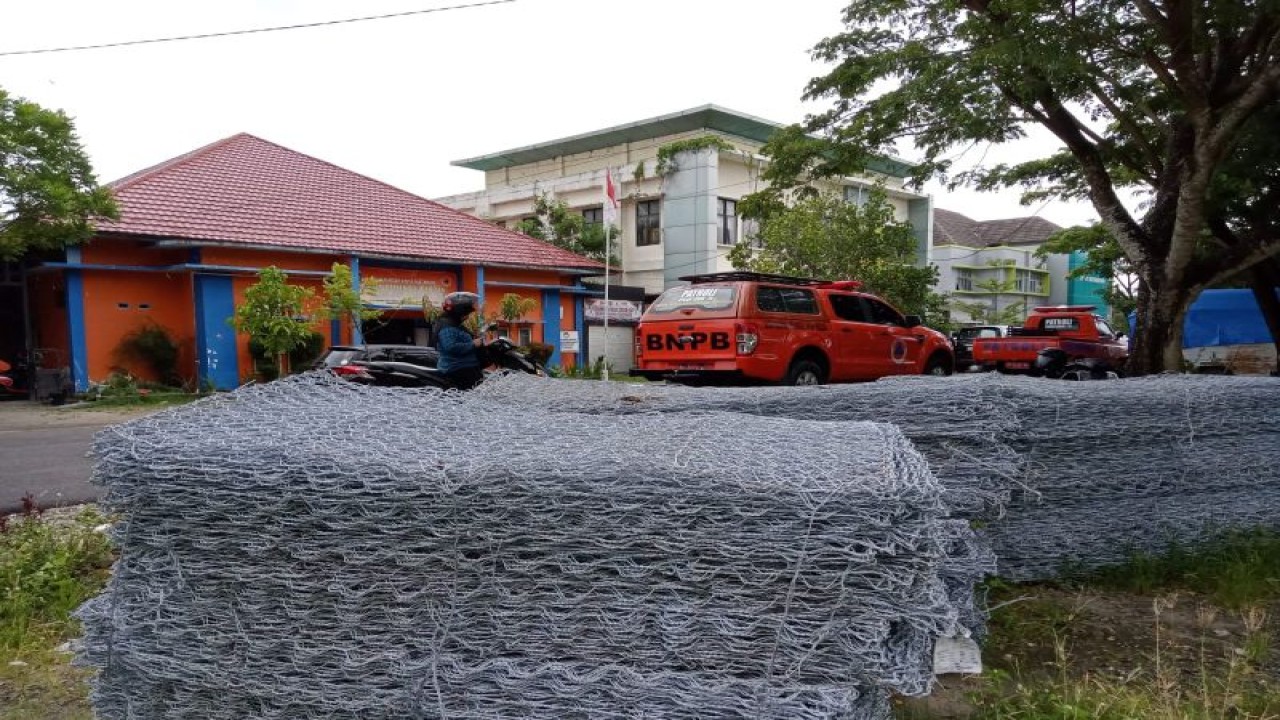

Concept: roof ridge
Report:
left=109, top=133, right=251, bottom=190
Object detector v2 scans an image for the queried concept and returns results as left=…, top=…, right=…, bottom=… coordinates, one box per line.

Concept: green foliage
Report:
left=951, top=274, right=1028, bottom=325
left=654, top=135, right=736, bottom=176
left=755, top=0, right=1280, bottom=373
left=114, top=322, right=180, bottom=384
left=1038, top=224, right=1139, bottom=327
left=249, top=331, right=324, bottom=381
left=0, top=87, right=118, bottom=261
left=1083, top=529, right=1280, bottom=610
left=0, top=506, right=113, bottom=655
left=318, top=263, right=383, bottom=337
left=551, top=354, right=613, bottom=380
left=516, top=193, right=617, bottom=264
left=496, top=293, right=537, bottom=334
left=726, top=189, right=943, bottom=318
left=953, top=298, right=1027, bottom=327
left=422, top=296, right=442, bottom=325
left=86, top=371, right=192, bottom=406
left=231, top=266, right=316, bottom=377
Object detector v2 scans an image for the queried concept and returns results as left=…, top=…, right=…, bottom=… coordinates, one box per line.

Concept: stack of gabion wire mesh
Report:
left=968, top=373, right=1280, bottom=580
left=471, top=374, right=1026, bottom=519
left=474, top=372, right=1280, bottom=582
left=476, top=368, right=1280, bottom=576
left=78, top=373, right=993, bottom=719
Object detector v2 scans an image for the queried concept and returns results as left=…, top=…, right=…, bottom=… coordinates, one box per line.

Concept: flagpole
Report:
left=602, top=167, right=611, bottom=382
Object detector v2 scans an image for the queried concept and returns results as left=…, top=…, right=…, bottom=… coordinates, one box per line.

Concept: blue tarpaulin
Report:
left=1131, top=288, right=1277, bottom=347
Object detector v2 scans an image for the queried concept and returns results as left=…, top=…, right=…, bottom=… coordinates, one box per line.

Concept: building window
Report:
left=1015, top=269, right=1043, bottom=294
left=518, top=327, right=533, bottom=345
left=844, top=185, right=869, bottom=206
left=636, top=200, right=660, bottom=246
left=717, top=198, right=738, bottom=246
left=741, top=217, right=763, bottom=249
left=955, top=270, right=974, bottom=292
left=582, top=206, right=603, bottom=229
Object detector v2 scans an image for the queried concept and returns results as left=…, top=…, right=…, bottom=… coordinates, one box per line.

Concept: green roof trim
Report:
left=451, top=104, right=915, bottom=178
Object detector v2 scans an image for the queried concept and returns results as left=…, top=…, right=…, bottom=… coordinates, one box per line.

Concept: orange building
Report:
left=23, top=134, right=603, bottom=391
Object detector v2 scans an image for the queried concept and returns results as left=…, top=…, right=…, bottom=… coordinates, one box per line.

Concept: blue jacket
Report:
left=435, top=323, right=479, bottom=373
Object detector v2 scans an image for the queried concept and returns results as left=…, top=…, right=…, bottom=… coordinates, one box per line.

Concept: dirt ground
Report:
left=0, top=400, right=169, bottom=431
left=900, top=585, right=1280, bottom=718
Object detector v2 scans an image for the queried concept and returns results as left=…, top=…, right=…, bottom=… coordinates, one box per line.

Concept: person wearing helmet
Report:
left=433, top=291, right=486, bottom=389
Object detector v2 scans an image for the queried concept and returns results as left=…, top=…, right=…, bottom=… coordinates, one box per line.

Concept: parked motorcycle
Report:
left=0, top=358, right=29, bottom=399
left=330, top=336, right=544, bottom=389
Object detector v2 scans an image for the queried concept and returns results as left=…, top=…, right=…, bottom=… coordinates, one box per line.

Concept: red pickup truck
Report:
left=971, top=305, right=1128, bottom=377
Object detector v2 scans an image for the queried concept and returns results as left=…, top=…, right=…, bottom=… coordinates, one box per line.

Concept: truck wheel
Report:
left=785, top=359, right=826, bottom=386
left=923, top=353, right=953, bottom=377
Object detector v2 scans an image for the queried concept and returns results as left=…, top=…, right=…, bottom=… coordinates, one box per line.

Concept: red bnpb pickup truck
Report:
left=971, top=305, right=1128, bottom=377
left=631, top=272, right=954, bottom=385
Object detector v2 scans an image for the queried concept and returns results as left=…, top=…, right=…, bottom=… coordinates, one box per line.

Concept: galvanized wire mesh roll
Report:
left=78, top=373, right=990, bottom=720
left=474, top=372, right=1280, bottom=581
left=471, top=374, right=1025, bottom=519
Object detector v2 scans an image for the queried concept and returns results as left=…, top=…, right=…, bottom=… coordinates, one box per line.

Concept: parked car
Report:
left=951, top=325, right=1013, bottom=372
left=971, top=305, right=1128, bottom=377
left=630, top=272, right=954, bottom=385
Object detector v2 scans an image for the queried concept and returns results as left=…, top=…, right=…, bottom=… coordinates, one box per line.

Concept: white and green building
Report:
left=931, top=208, right=1110, bottom=324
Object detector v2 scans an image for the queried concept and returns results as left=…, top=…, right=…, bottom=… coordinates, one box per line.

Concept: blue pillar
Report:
left=542, top=289, right=561, bottom=368
left=476, top=266, right=486, bottom=310
left=574, top=289, right=587, bottom=363
left=350, top=257, right=364, bottom=345
left=65, top=248, right=89, bottom=392
left=194, top=275, right=241, bottom=390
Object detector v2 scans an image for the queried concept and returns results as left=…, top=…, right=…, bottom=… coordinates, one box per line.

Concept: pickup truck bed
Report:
left=971, top=306, right=1127, bottom=374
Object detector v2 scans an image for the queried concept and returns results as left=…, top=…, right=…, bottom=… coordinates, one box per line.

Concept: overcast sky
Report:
left=5, top=0, right=1102, bottom=229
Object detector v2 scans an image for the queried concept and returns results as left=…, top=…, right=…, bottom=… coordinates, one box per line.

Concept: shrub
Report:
left=249, top=331, right=325, bottom=380
left=0, top=503, right=113, bottom=654
left=115, top=322, right=179, bottom=384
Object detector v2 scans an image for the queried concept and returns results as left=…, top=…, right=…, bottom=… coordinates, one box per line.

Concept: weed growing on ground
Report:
left=1084, top=529, right=1280, bottom=609
left=0, top=501, right=113, bottom=719
left=902, top=530, right=1280, bottom=719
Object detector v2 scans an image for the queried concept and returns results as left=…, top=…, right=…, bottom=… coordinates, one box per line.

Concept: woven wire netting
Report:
left=471, top=373, right=1026, bottom=519
left=77, top=373, right=994, bottom=720
left=473, top=372, right=1280, bottom=581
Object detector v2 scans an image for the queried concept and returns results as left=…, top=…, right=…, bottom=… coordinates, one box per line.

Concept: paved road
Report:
left=0, top=402, right=155, bottom=514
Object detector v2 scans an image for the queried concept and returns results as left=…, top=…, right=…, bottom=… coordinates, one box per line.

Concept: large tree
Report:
left=754, top=0, right=1280, bottom=374
left=1, top=87, right=117, bottom=261
left=728, top=189, right=945, bottom=321
left=516, top=192, right=617, bottom=265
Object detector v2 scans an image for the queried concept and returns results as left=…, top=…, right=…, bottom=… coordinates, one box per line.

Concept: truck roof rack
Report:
left=1032, top=305, right=1097, bottom=313
left=678, top=271, right=844, bottom=287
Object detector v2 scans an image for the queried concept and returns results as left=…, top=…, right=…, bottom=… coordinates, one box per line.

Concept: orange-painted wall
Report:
left=201, top=247, right=340, bottom=273
left=27, top=234, right=590, bottom=385
left=219, top=249, right=337, bottom=383
left=81, top=271, right=195, bottom=384
left=81, top=239, right=190, bottom=267
left=481, top=268, right=584, bottom=367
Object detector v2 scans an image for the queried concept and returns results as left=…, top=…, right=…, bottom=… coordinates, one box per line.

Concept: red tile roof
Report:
left=934, top=208, right=1062, bottom=248
left=99, top=133, right=603, bottom=273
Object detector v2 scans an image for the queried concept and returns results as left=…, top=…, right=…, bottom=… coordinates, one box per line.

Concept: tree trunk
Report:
left=1128, top=277, right=1196, bottom=375
left=1249, top=262, right=1280, bottom=375
left=277, top=352, right=291, bottom=378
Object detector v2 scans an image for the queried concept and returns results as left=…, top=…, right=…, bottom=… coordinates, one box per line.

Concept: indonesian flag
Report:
left=603, top=167, right=619, bottom=226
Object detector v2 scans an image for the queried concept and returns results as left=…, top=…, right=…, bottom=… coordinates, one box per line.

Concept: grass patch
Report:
left=901, top=530, right=1280, bottom=719
left=77, top=371, right=203, bottom=409
left=1082, top=529, right=1280, bottom=609
left=0, top=503, right=114, bottom=717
